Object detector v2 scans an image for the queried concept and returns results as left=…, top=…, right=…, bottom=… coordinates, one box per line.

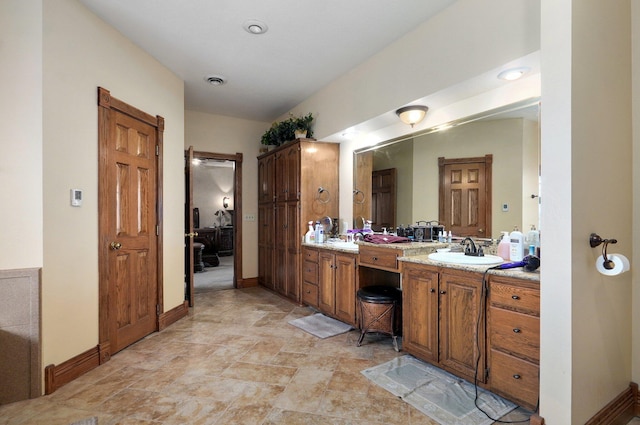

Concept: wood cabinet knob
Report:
left=513, top=374, right=521, bottom=380
left=511, top=295, right=520, bottom=300
left=430, top=288, right=436, bottom=293
left=513, top=328, right=521, bottom=333
left=439, top=290, right=446, bottom=295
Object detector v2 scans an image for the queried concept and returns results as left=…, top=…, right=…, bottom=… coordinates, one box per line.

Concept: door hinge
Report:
left=156, top=304, right=161, bottom=316
left=156, top=225, right=159, bottom=236
left=155, top=145, right=159, bottom=156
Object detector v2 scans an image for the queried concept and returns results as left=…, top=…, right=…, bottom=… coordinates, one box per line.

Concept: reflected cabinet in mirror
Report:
left=353, top=99, right=540, bottom=240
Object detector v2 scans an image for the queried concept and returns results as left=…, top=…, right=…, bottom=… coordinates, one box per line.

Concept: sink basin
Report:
left=427, top=251, right=504, bottom=265
left=326, top=241, right=359, bottom=251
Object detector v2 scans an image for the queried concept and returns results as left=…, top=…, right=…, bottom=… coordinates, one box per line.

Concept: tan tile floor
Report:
left=1, top=287, right=539, bottom=425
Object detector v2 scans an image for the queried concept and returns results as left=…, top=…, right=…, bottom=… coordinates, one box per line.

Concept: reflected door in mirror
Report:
left=439, top=155, right=492, bottom=238
left=371, top=168, right=396, bottom=232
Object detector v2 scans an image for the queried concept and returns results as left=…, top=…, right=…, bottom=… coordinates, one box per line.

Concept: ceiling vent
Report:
left=204, top=75, right=226, bottom=86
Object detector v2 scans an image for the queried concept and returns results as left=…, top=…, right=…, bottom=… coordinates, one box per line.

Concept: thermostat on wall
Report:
left=70, top=189, right=83, bottom=207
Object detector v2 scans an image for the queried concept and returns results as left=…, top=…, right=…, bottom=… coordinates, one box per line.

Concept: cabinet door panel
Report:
left=318, top=252, right=335, bottom=315
left=402, top=264, right=439, bottom=362
left=334, top=253, right=356, bottom=325
left=439, top=271, right=485, bottom=382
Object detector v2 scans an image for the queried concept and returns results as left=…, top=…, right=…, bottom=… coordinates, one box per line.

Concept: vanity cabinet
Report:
left=487, top=275, right=540, bottom=410
left=301, top=247, right=319, bottom=307
left=318, top=250, right=357, bottom=326
left=402, top=263, right=485, bottom=383
left=257, top=139, right=339, bottom=303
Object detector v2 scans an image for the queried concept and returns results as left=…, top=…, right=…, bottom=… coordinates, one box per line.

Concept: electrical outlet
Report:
left=244, top=214, right=256, bottom=222
left=502, top=203, right=509, bottom=212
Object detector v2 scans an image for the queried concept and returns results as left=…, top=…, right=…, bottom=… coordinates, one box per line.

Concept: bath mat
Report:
left=362, top=355, right=516, bottom=425
left=288, top=313, right=353, bottom=339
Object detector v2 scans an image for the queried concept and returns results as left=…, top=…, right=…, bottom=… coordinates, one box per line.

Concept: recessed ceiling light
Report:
left=204, top=75, right=226, bottom=86
left=497, top=67, right=531, bottom=81
left=243, top=19, right=268, bottom=35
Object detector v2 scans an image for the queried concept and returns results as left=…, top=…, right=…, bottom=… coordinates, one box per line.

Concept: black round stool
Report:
left=356, top=285, right=402, bottom=351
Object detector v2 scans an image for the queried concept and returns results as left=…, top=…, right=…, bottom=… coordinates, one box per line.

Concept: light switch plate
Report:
left=502, top=203, right=509, bottom=212
left=71, top=189, right=83, bottom=207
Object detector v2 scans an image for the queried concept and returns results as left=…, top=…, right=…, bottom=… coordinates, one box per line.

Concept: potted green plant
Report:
left=260, top=113, right=314, bottom=148
left=293, top=113, right=314, bottom=139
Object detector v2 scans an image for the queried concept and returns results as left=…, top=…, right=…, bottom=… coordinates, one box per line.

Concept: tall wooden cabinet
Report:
left=258, top=139, right=339, bottom=302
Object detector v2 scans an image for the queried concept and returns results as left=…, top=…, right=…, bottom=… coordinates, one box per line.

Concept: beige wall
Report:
left=541, top=0, right=632, bottom=423
left=412, top=118, right=535, bottom=240
left=41, top=0, right=185, bottom=366
left=184, top=110, right=268, bottom=279
left=372, top=141, right=414, bottom=228
left=0, top=1, right=43, bottom=270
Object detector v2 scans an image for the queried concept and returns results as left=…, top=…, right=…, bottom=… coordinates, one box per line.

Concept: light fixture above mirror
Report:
left=396, top=105, right=428, bottom=127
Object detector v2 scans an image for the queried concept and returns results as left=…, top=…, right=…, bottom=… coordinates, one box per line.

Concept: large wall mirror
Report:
left=353, top=98, right=540, bottom=241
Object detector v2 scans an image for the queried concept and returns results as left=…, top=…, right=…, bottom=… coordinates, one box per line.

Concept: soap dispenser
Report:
left=305, top=221, right=315, bottom=244
left=509, top=226, right=525, bottom=261
left=497, top=231, right=510, bottom=260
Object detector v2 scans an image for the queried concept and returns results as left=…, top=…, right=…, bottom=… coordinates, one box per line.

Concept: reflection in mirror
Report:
left=353, top=99, right=540, bottom=240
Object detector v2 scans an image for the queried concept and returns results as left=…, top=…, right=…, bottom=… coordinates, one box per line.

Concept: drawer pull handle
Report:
left=372, top=257, right=378, bottom=261
left=439, top=290, right=446, bottom=295
left=513, top=328, right=521, bottom=333
left=513, top=374, right=521, bottom=380
left=511, top=295, right=520, bottom=300
left=430, top=288, right=436, bottom=293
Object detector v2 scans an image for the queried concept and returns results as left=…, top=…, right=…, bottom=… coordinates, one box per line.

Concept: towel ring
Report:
left=316, top=187, right=331, bottom=204
left=353, top=188, right=365, bottom=204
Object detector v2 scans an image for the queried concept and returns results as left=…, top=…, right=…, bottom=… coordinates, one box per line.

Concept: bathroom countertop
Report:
left=399, top=254, right=540, bottom=281
left=302, top=240, right=451, bottom=255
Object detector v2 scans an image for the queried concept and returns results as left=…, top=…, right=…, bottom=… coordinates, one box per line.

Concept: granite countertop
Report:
left=399, top=254, right=540, bottom=281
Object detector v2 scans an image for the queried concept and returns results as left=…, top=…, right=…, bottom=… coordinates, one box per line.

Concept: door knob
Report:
left=110, top=241, right=122, bottom=250
left=184, top=232, right=198, bottom=238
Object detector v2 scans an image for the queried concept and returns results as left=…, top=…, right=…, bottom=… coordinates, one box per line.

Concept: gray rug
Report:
left=362, top=355, right=516, bottom=425
left=288, top=313, right=353, bottom=339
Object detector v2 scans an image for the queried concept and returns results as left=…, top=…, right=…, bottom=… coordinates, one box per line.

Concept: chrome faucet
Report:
left=460, top=237, right=484, bottom=256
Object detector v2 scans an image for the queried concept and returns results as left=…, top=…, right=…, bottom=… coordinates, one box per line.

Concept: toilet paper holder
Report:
left=589, top=233, right=618, bottom=270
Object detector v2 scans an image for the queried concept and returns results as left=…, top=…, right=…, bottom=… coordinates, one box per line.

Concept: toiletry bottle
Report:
left=447, top=231, right=452, bottom=243
left=497, top=231, right=510, bottom=260
left=509, top=226, right=524, bottom=261
left=314, top=221, right=322, bottom=244
left=527, top=225, right=540, bottom=255
left=363, top=220, right=373, bottom=234
left=305, top=221, right=315, bottom=244
left=397, top=224, right=405, bottom=237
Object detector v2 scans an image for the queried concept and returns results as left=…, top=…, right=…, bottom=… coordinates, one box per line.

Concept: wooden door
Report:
left=184, top=147, right=194, bottom=307
left=258, top=203, right=274, bottom=289
left=285, top=145, right=300, bottom=201
left=353, top=150, right=373, bottom=227
left=439, top=155, right=492, bottom=238
left=258, top=155, right=274, bottom=203
left=371, top=168, right=396, bottom=232
left=334, top=253, right=356, bottom=325
left=439, top=270, right=485, bottom=382
left=98, top=88, right=162, bottom=358
left=285, top=200, right=300, bottom=301
left=318, top=251, right=335, bottom=315
left=274, top=202, right=287, bottom=295
left=402, top=264, right=439, bottom=363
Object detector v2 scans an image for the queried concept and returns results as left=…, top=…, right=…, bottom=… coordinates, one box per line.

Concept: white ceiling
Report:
left=79, top=0, right=458, bottom=122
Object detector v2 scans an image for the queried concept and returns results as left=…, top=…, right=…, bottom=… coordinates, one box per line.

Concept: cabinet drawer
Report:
left=303, top=260, right=318, bottom=284
left=490, top=349, right=539, bottom=409
left=302, top=282, right=318, bottom=307
left=303, top=248, right=319, bottom=262
left=490, top=281, right=539, bottom=315
left=490, top=307, right=539, bottom=363
left=359, top=246, right=399, bottom=271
